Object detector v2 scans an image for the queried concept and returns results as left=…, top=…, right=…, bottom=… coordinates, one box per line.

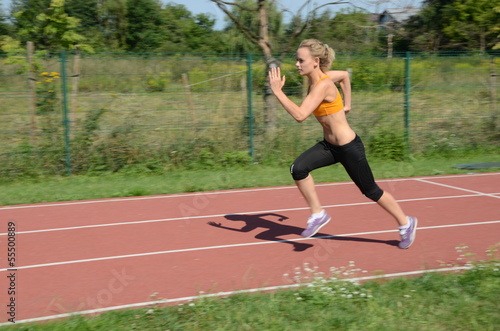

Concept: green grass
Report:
left=1, top=53, right=499, bottom=179
left=1, top=153, right=499, bottom=206
left=2, top=258, right=499, bottom=330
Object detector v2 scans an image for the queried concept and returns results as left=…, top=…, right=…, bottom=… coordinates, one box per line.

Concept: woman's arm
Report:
left=326, top=70, right=351, bottom=114
left=268, top=67, right=328, bottom=122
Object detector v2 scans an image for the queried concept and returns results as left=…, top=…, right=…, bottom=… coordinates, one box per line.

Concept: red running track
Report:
left=0, top=172, right=499, bottom=325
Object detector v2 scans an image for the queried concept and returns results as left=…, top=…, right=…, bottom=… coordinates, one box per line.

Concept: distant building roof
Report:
left=379, top=7, right=420, bottom=25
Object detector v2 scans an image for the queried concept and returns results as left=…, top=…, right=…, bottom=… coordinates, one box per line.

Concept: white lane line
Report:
left=0, top=265, right=473, bottom=326
left=1, top=220, right=498, bottom=272
left=415, top=178, right=500, bottom=199
left=0, top=194, right=489, bottom=236
left=1, top=172, right=498, bottom=210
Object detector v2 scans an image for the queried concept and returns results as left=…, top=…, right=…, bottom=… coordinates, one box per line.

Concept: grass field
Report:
left=1, top=153, right=500, bottom=206
left=1, top=53, right=498, bottom=179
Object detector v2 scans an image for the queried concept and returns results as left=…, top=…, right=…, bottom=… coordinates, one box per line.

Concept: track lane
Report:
left=0, top=172, right=498, bottom=323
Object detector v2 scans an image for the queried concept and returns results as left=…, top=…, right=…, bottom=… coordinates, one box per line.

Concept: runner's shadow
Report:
left=207, top=213, right=398, bottom=252
left=208, top=213, right=312, bottom=251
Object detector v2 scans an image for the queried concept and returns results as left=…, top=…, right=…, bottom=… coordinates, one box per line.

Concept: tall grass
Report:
left=1, top=153, right=499, bottom=206
left=0, top=53, right=498, bottom=180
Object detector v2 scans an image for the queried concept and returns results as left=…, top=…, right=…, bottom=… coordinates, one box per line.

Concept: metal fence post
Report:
left=404, top=51, right=411, bottom=155
left=246, top=53, right=254, bottom=162
left=60, top=51, right=72, bottom=175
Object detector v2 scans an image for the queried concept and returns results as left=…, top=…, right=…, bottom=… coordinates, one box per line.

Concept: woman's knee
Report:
left=363, top=186, right=384, bottom=202
left=290, top=162, right=309, bottom=181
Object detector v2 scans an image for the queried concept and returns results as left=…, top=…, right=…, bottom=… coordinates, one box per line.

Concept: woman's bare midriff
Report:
left=316, top=112, right=356, bottom=146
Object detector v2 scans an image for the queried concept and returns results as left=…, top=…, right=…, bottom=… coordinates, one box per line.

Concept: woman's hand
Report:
left=268, top=67, right=286, bottom=95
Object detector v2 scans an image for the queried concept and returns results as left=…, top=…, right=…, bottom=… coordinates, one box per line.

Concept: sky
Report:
left=167, top=0, right=422, bottom=30
left=1, top=0, right=423, bottom=30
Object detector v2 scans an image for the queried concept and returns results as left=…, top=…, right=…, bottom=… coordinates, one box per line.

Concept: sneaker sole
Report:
left=398, top=217, right=418, bottom=249
left=301, top=217, right=331, bottom=238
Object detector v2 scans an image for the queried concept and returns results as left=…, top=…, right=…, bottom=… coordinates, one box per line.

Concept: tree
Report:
left=161, top=3, right=220, bottom=53
left=65, top=0, right=103, bottom=50
left=10, top=0, right=50, bottom=43
left=403, top=0, right=500, bottom=51
left=12, top=0, right=91, bottom=52
left=402, top=0, right=453, bottom=51
left=210, top=0, right=347, bottom=134
left=442, top=0, right=500, bottom=52
left=98, top=0, right=128, bottom=50
left=302, top=8, right=377, bottom=53
left=125, top=0, right=165, bottom=51
left=217, top=0, right=282, bottom=54
left=181, top=13, right=219, bottom=52
left=65, top=0, right=99, bottom=30
left=212, top=0, right=287, bottom=133
left=0, top=7, right=12, bottom=36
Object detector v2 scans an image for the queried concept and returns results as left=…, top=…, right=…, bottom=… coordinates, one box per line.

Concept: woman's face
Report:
left=296, top=47, right=318, bottom=76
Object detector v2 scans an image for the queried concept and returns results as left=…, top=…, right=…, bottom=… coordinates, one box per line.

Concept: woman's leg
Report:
left=335, top=136, right=408, bottom=226
left=295, top=174, right=323, bottom=214
left=376, top=191, right=408, bottom=226
left=290, top=141, right=336, bottom=214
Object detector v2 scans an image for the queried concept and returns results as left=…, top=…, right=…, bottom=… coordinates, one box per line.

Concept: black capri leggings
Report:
left=290, top=135, right=384, bottom=202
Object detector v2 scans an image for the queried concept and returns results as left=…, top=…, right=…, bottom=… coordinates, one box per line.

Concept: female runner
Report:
left=268, top=39, right=417, bottom=249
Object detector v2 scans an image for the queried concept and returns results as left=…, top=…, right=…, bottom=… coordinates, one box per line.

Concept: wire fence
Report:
left=0, top=51, right=499, bottom=179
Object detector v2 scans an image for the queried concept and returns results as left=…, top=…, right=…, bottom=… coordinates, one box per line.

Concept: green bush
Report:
left=366, top=128, right=407, bottom=161
left=144, top=71, right=171, bottom=92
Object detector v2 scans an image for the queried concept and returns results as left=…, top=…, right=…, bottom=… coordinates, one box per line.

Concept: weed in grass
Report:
left=284, top=261, right=373, bottom=307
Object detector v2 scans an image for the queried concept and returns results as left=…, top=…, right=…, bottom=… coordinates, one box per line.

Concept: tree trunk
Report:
left=257, top=0, right=279, bottom=137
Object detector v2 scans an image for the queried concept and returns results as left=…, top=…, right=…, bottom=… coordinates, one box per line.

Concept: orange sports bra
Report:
left=311, top=75, right=344, bottom=117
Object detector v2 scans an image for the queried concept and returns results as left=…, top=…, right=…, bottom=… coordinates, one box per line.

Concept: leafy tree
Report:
left=10, top=0, right=50, bottom=42
left=211, top=0, right=286, bottom=134
left=125, top=0, right=165, bottom=51
left=0, top=7, right=12, bottom=36
left=12, top=0, right=91, bottom=52
left=0, top=36, right=35, bottom=71
left=217, top=0, right=282, bottom=54
left=495, top=3, right=500, bottom=50
left=161, top=3, right=220, bottom=53
left=181, top=13, right=219, bottom=52
left=442, top=0, right=500, bottom=51
left=65, top=0, right=103, bottom=50
left=403, top=0, right=500, bottom=51
left=98, top=0, right=128, bottom=50
left=302, top=8, right=377, bottom=53
left=162, top=3, right=192, bottom=47
left=210, top=0, right=347, bottom=134
left=212, top=0, right=288, bottom=58
left=65, top=0, right=99, bottom=30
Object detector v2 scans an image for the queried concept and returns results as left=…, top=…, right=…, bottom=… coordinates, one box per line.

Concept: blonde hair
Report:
left=298, top=39, right=335, bottom=72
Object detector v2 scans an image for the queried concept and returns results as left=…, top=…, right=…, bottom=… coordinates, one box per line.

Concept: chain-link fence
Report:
left=0, top=51, right=498, bottom=179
